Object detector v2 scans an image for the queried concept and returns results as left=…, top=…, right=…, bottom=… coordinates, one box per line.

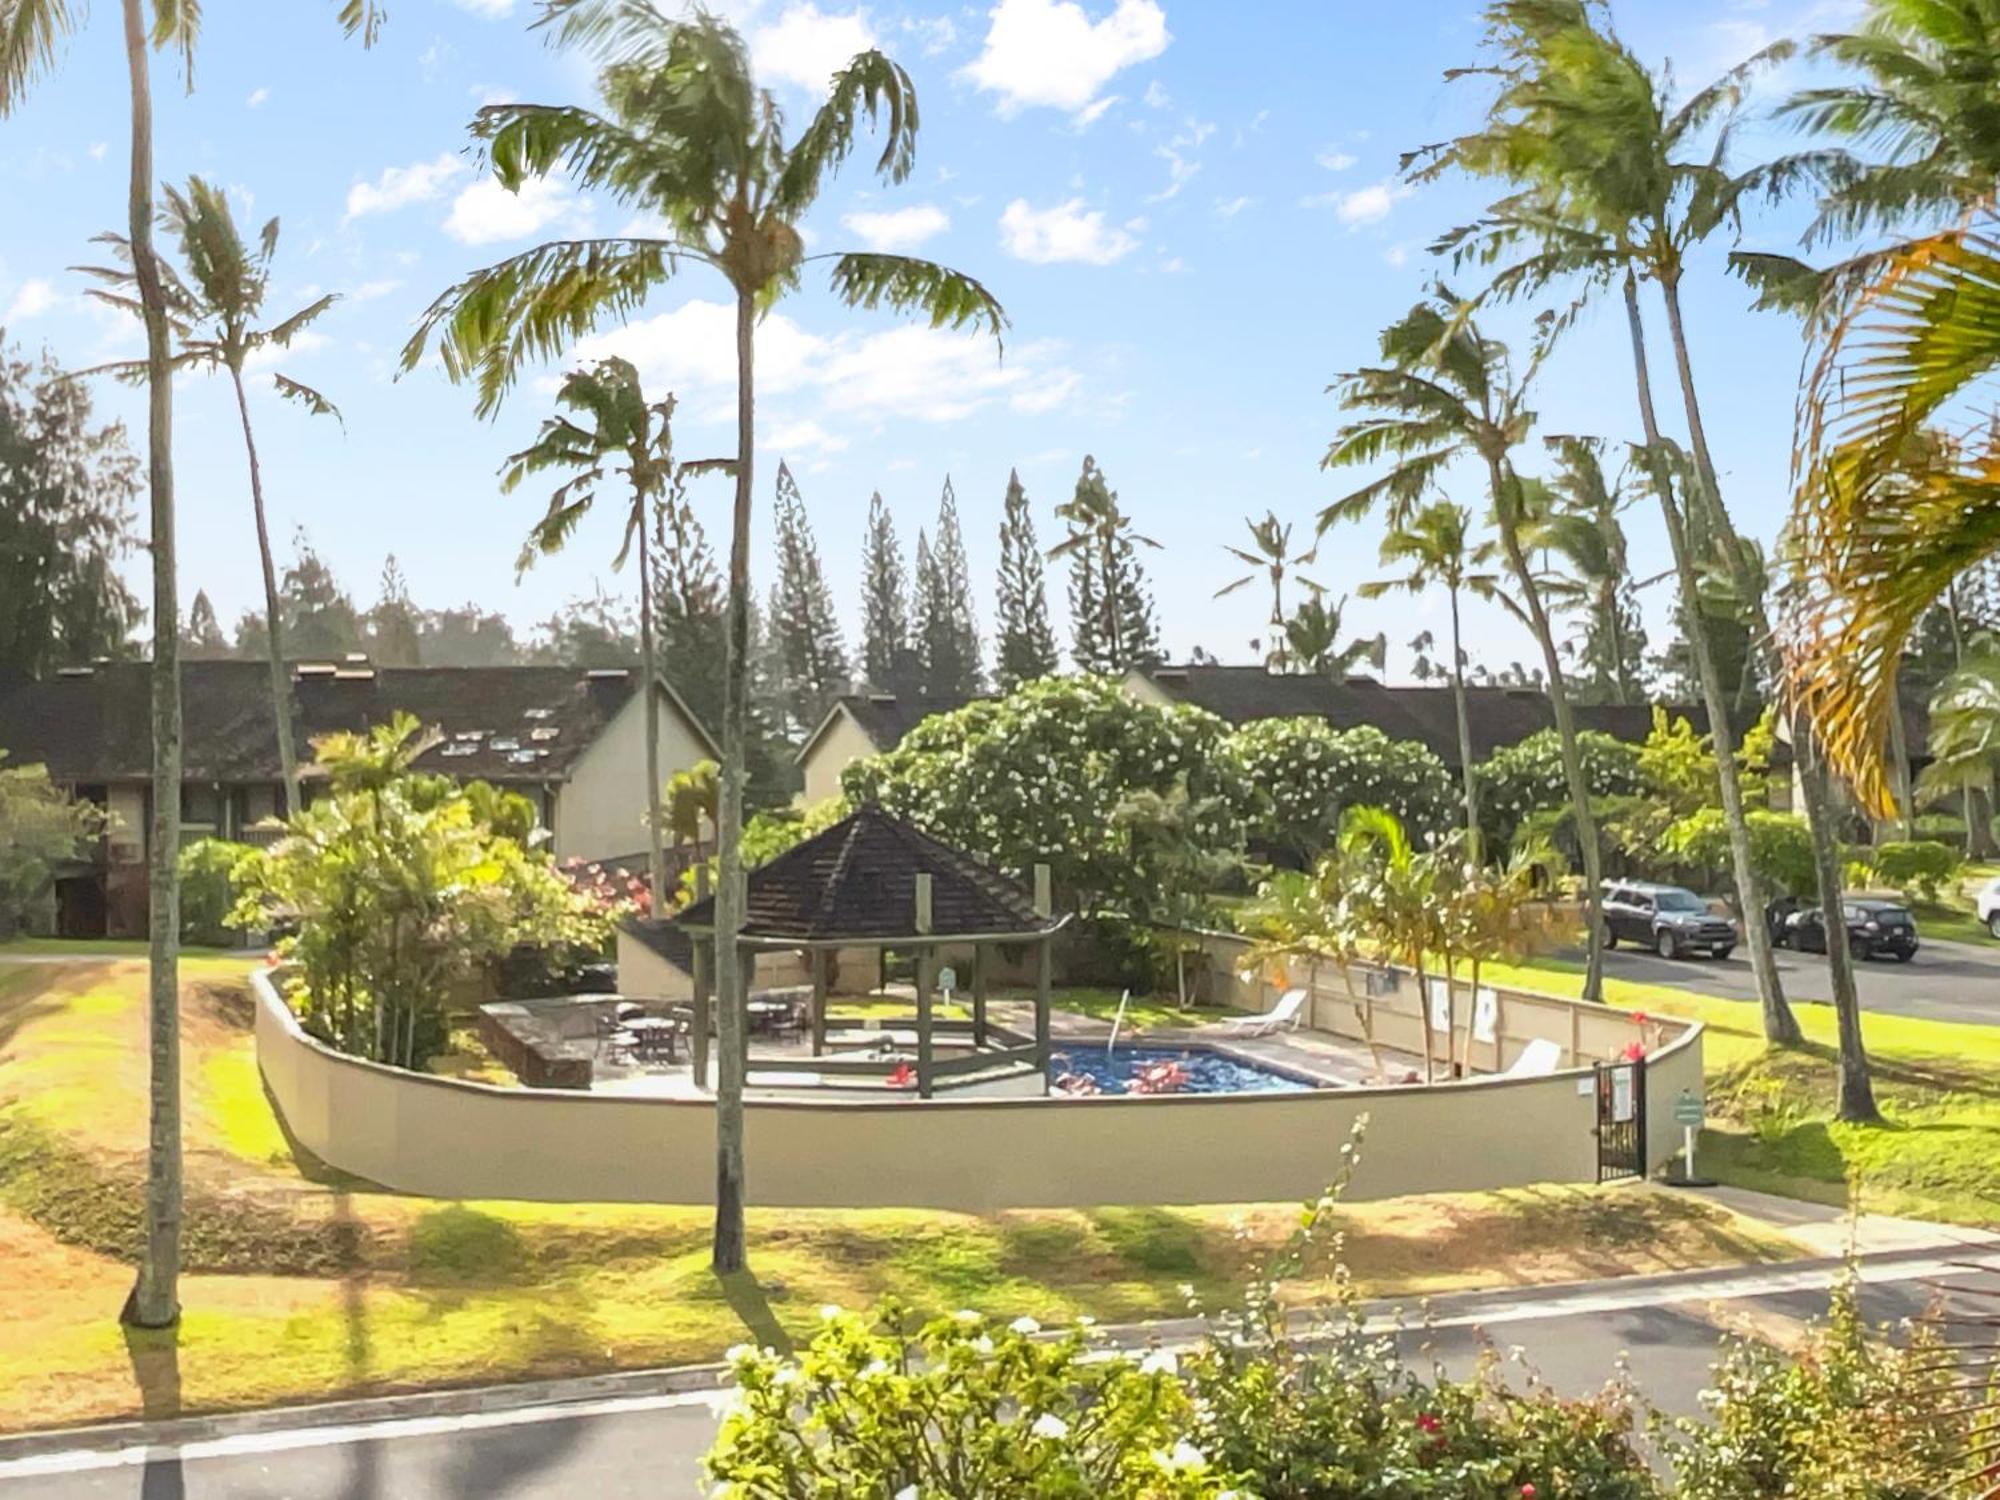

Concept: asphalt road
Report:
left=8, top=1254, right=1996, bottom=1500
left=1601, top=934, right=2000, bottom=1025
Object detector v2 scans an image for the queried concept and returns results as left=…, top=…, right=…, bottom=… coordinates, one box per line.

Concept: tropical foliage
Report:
left=1232, top=718, right=1457, bottom=863
left=0, top=752, right=99, bottom=937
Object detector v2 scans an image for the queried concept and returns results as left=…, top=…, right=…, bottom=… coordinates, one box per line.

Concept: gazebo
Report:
left=672, top=805, right=1067, bottom=1098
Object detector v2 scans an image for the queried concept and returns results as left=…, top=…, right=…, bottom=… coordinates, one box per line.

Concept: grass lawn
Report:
left=0, top=955, right=1800, bottom=1433
left=1486, top=952, right=2000, bottom=1226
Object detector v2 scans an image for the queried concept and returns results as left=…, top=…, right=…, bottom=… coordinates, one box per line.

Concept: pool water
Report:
left=1049, top=1044, right=1313, bottom=1096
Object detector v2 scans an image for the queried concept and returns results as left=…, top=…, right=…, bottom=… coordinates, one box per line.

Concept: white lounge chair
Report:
left=1218, top=988, right=1307, bottom=1038
left=1502, top=1037, right=1564, bottom=1078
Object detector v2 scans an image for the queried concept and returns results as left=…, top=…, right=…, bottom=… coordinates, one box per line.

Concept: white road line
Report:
left=8, top=1251, right=1995, bottom=1483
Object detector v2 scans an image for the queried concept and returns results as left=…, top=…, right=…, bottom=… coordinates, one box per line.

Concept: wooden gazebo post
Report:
left=810, top=949, right=828, bottom=1058
left=690, top=864, right=711, bottom=1088
left=1034, top=863, right=1053, bottom=1095
left=971, top=944, right=988, bottom=1049
left=914, top=873, right=934, bottom=1099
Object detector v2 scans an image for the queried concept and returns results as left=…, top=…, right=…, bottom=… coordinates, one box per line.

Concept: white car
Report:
left=1980, top=875, right=2000, bottom=941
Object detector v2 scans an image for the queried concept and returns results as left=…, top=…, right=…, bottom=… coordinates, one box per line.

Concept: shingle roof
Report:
left=0, top=660, right=717, bottom=784
left=795, top=691, right=978, bottom=766
left=675, top=803, right=1058, bottom=943
left=1137, top=665, right=1781, bottom=766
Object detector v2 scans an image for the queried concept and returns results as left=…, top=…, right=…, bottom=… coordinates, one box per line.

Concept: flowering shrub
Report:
left=1476, top=728, right=1646, bottom=856
left=842, top=676, right=1249, bottom=914
left=560, top=857, right=651, bottom=922
left=1233, top=718, right=1457, bottom=861
left=706, top=1301, right=1239, bottom=1498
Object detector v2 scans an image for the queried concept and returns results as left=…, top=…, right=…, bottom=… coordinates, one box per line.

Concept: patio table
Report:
left=622, top=1016, right=683, bottom=1064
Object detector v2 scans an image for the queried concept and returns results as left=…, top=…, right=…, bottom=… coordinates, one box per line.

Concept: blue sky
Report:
left=0, top=0, right=1860, bottom=677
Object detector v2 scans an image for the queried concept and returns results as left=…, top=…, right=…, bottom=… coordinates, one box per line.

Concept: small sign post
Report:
left=1668, top=1088, right=1713, bottom=1187
left=938, top=966, right=958, bottom=1002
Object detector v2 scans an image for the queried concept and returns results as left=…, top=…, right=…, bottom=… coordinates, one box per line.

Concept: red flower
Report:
left=1521, top=1486, right=1538, bottom=1499
left=1632, top=1011, right=1649, bottom=1026
left=1414, top=1413, right=1442, bottom=1434
left=1622, top=1041, right=1646, bottom=1062
left=887, top=1062, right=915, bottom=1087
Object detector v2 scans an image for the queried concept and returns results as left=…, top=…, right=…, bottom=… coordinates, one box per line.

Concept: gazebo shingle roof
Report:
left=675, top=804, right=1056, bottom=943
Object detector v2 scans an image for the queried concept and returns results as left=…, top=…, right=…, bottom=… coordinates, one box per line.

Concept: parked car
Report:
left=1600, top=881, right=1738, bottom=960
left=1978, top=875, right=2000, bottom=941
left=1782, top=899, right=1920, bottom=962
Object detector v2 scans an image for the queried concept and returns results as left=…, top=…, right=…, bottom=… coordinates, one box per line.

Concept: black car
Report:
left=1783, top=899, right=1920, bottom=962
left=1601, top=881, right=1738, bottom=960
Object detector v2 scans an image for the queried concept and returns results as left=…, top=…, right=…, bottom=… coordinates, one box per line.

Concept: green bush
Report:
left=178, top=838, right=254, bottom=947
left=1475, top=728, right=1646, bottom=857
left=1660, top=810, right=1816, bottom=897
left=1233, top=718, right=1456, bottom=862
left=1869, top=839, right=1961, bottom=904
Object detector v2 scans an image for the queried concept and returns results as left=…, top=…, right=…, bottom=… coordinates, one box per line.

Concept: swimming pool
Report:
left=1049, top=1044, right=1315, bottom=1096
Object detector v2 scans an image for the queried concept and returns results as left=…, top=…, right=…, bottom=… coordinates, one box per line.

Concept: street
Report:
left=1603, top=935, right=2000, bottom=1025
left=6, top=1251, right=1994, bottom=1500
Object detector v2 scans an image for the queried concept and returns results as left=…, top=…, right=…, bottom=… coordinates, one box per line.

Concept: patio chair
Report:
left=1216, top=988, right=1307, bottom=1038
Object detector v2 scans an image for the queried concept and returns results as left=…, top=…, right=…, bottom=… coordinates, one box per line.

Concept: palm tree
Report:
left=504, top=357, right=683, bottom=916
left=1539, top=437, right=1642, bottom=705
left=402, top=6, right=1003, bottom=1274
left=1215, top=511, right=1320, bottom=669
left=77, top=177, right=343, bottom=818
left=1412, top=0, right=1821, bottom=1057
left=1279, top=593, right=1384, bottom=679
left=1, top=0, right=382, bottom=1333
left=1049, top=455, right=1160, bottom=671
left=1918, top=635, right=2000, bottom=822
left=1358, top=500, right=1501, bottom=857
left=1325, top=291, right=1611, bottom=1003
left=1339, top=804, right=1449, bottom=1079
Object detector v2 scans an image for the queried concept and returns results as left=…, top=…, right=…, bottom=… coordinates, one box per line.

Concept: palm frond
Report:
left=265, top=293, right=338, bottom=348
left=822, top=253, right=1007, bottom=345
left=272, top=373, right=343, bottom=426
left=0, top=0, right=78, bottom=113
left=772, top=49, right=918, bottom=217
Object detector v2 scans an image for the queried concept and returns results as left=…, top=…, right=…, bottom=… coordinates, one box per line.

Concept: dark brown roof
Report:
left=676, top=804, right=1057, bottom=943
left=796, top=691, right=977, bottom=765
left=1137, top=665, right=1776, bottom=766
left=0, top=660, right=717, bottom=784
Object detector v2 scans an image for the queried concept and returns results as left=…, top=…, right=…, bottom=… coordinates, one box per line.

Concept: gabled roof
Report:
left=675, top=803, right=1058, bottom=944
left=1131, top=664, right=1779, bottom=766
left=0, top=660, right=718, bottom=784
left=794, top=691, right=977, bottom=767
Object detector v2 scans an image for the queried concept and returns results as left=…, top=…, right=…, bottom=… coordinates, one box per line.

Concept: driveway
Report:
left=1601, top=935, right=2000, bottom=1026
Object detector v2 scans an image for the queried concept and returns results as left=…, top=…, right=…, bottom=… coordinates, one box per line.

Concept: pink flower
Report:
left=1521, top=1486, right=1538, bottom=1499
left=1632, top=1011, right=1649, bottom=1026
left=1414, top=1413, right=1442, bottom=1435
left=1622, top=1041, right=1646, bottom=1062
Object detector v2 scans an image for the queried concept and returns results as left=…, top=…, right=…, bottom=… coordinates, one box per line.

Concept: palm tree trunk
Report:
left=1447, top=582, right=1480, bottom=862
left=1486, top=457, right=1605, bottom=1003
left=1886, top=699, right=1915, bottom=842
left=711, top=287, right=754, bottom=1274
left=1657, top=276, right=1862, bottom=1082
left=1622, top=276, right=1798, bottom=1045
left=228, top=366, right=301, bottom=817
left=121, top=0, right=182, bottom=1332
left=637, top=505, right=667, bottom=916
left=1604, top=586, right=1633, bottom=705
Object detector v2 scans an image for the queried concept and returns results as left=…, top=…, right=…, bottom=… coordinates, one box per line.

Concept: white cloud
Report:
left=819, top=326, right=1024, bottom=422
left=1316, top=147, right=1356, bottom=171
left=246, top=86, right=270, bottom=108
left=752, top=4, right=876, bottom=92
left=1302, top=180, right=1408, bottom=226
left=88, top=141, right=108, bottom=161
left=245, top=330, right=331, bottom=371
left=1143, top=79, right=1169, bottom=109
left=1383, top=243, right=1412, bottom=267
left=1146, top=117, right=1213, bottom=202
left=469, top=82, right=519, bottom=107
left=998, top=197, right=1138, bottom=265
left=5, top=279, right=58, bottom=321
left=960, top=0, right=1169, bottom=117
left=1213, top=195, right=1253, bottom=219
left=1158, top=254, right=1188, bottom=273
left=345, top=153, right=468, bottom=222
left=571, top=299, right=826, bottom=399
left=903, top=14, right=956, bottom=54
left=768, top=417, right=849, bottom=455
left=350, top=278, right=404, bottom=301
left=841, top=203, right=949, bottom=251
left=452, top=0, right=516, bottom=15
left=1072, top=94, right=1121, bottom=129
left=1010, top=368, right=1080, bottom=413
left=443, top=176, right=591, bottom=246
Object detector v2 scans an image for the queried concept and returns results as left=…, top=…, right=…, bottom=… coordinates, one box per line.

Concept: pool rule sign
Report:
left=1668, top=1088, right=1715, bottom=1187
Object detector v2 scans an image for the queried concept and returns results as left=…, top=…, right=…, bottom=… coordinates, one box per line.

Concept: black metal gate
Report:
left=1595, top=1060, right=1647, bottom=1182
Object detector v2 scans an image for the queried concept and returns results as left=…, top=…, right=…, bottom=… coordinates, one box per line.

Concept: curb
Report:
left=5, top=1240, right=1993, bottom=1466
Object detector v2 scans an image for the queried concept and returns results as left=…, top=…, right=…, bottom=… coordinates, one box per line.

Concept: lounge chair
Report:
left=1502, top=1037, right=1564, bottom=1078
left=1217, top=988, right=1307, bottom=1038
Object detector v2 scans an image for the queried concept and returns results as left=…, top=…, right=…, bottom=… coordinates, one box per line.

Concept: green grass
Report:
left=0, top=937, right=241, bottom=959
left=0, top=954, right=1803, bottom=1433
left=1495, top=952, right=2000, bottom=1225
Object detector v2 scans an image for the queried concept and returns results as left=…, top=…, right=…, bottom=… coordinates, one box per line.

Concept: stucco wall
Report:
left=798, top=711, right=879, bottom=807
left=554, top=685, right=712, bottom=863
left=253, top=968, right=1698, bottom=1210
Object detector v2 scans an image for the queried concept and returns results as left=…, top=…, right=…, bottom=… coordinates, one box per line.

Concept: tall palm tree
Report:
left=1, top=0, right=382, bottom=1332
left=1339, top=804, right=1451, bottom=1079
left=1539, top=437, right=1642, bottom=705
left=1918, top=637, right=2000, bottom=843
left=1358, top=500, right=1501, bottom=856
left=1215, top=511, right=1320, bottom=669
left=1412, top=0, right=1820, bottom=1057
left=1325, top=290, right=1611, bottom=1002
left=503, top=357, right=682, bottom=915
left=402, top=5, right=1003, bottom=1274
left=1280, top=593, right=1384, bottom=679
left=78, top=177, right=343, bottom=818
left=1049, top=455, right=1160, bottom=671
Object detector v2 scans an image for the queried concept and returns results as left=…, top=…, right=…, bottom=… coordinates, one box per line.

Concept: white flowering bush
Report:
left=1233, top=718, right=1457, bottom=861
left=705, top=1300, right=1241, bottom=1498
left=842, top=676, right=1250, bottom=914
left=1475, top=728, right=1646, bottom=856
